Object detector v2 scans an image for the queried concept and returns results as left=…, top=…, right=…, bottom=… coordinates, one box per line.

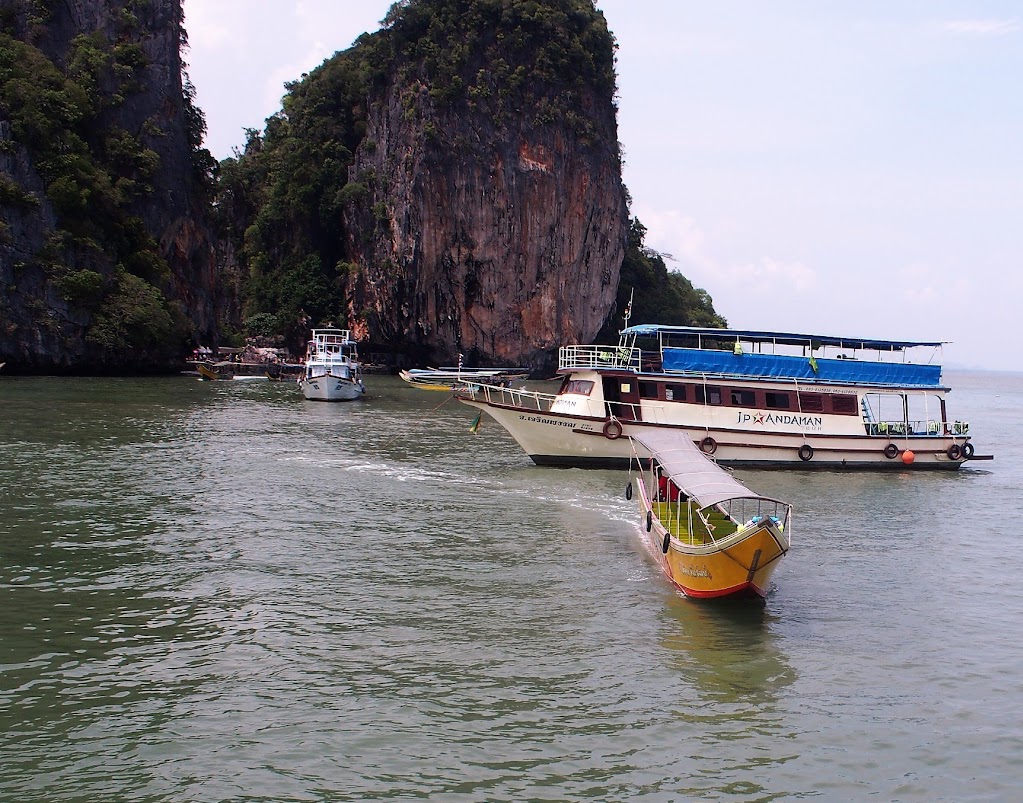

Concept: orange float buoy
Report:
left=902, top=449, right=915, bottom=465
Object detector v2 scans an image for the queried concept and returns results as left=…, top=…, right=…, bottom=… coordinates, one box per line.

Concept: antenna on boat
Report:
left=618, top=288, right=636, bottom=355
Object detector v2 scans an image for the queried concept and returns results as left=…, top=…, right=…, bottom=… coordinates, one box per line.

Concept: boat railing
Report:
left=311, top=329, right=352, bottom=344
left=459, top=382, right=558, bottom=412
left=560, top=345, right=641, bottom=371
left=608, top=401, right=645, bottom=421
left=865, top=419, right=969, bottom=437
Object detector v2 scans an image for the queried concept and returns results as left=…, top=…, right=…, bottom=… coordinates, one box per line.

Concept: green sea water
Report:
left=0, top=371, right=1019, bottom=801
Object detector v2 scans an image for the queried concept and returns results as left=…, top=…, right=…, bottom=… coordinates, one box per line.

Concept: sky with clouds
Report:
left=183, top=0, right=1022, bottom=371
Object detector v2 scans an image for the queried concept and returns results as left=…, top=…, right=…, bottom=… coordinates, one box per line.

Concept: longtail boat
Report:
left=628, top=429, right=792, bottom=600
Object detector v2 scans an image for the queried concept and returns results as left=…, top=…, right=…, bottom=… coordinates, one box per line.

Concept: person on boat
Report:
left=657, top=475, right=683, bottom=503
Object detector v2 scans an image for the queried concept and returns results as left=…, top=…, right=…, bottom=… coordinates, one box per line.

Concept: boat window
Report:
left=560, top=379, right=594, bottom=396
left=765, top=392, right=790, bottom=409
left=639, top=381, right=660, bottom=399
left=695, top=385, right=722, bottom=405
left=798, top=392, right=824, bottom=413
left=729, top=389, right=756, bottom=407
left=664, top=383, right=687, bottom=402
left=829, top=394, right=858, bottom=415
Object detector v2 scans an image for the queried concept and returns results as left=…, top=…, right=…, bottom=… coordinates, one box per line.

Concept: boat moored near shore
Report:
left=300, top=328, right=366, bottom=402
left=399, top=366, right=530, bottom=391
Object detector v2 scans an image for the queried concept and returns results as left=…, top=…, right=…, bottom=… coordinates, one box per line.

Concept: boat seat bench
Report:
left=651, top=502, right=738, bottom=544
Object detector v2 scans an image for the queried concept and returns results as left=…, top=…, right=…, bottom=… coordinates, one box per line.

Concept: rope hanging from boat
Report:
left=793, top=376, right=809, bottom=446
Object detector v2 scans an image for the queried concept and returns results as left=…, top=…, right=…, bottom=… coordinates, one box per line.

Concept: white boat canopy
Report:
left=629, top=429, right=781, bottom=510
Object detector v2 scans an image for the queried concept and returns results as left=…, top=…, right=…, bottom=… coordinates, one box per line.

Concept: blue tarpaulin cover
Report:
left=622, top=324, right=946, bottom=352
left=660, top=348, right=942, bottom=387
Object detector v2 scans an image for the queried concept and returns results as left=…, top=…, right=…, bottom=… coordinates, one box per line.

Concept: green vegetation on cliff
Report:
left=0, top=1, right=215, bottom=366
left=594, top=219, right=726, bottom=342
left=382, top=0, right=615, bottom=136
left=214, top=46, right=378, bottom=343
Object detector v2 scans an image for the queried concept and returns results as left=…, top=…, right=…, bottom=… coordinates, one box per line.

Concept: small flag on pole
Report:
left=469, top=412, right=482, bottom=434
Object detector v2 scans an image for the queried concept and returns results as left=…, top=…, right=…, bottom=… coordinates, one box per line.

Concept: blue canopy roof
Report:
left=620, top=325, right=946, bottom=353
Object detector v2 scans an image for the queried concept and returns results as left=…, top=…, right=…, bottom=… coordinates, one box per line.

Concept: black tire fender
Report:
left=662, top=532, right=671, bottom=554
left=645, top=510, right=653, bottom=532
left=603, top=419, right=623, bottom=440
left=798, top=444, right=814, bottom=462
left=625, top=482, right=633, bottom=501
left=962, top=442, right=975, bottom=459
left=883, top=443, right=899, bottom=460
left=947, top=443, right=962, bottom=461
left=700, top=436, right=717, bottom=455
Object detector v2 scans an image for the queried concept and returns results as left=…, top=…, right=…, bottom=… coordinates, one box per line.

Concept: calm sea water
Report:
left=1, top=370, right=1020, bottom=802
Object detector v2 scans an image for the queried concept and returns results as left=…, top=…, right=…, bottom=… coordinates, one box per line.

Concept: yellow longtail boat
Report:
left=628, top=429, right=792, bottom=600
left=197, top=361, right=234, bottom=381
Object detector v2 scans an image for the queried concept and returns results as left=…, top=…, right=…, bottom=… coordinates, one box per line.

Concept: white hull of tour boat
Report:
left=301, top=374, right=365, bottom=401
left=458, top=386, right=974, bottom=470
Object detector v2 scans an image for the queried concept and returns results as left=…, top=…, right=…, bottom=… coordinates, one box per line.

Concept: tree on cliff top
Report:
left=381, top=0, right=616, bottom=136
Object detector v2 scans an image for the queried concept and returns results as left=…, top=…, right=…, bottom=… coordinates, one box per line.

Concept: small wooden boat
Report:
left=197, top=361, right=234, bottom=381
left=628, top=429, right=792, bottom=600
left=399, top=367, right=530, bottom=391
left=197, top=361, right=284, bottom=381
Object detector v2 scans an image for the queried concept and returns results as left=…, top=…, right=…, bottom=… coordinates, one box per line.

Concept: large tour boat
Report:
left=300, top=328, right=366, bottom=402
left=457, top=325, right=990, bottom=470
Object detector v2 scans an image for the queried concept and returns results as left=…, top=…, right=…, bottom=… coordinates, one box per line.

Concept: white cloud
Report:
left=633, top=206, right=816, bottom=292
left=935, top=19, right=1020, bottom=36
left=261, top=42, right=333, bottom=115
left=184, top=0, right=249, bottom=56
left=726, top=257, right=817, bottom=293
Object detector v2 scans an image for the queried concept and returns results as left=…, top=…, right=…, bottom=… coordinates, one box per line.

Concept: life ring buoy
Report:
left=947, top=444, right=962, bottom=461
left=883, top=443, right=899, bottom=460
left=645, top=510, right=653, bottom=532
left=603, top=419, right=623, bottom=440
left=700, top=436, right=717, bottom=455
left=661, top=532, right=671, bottom=554
left=625, top=482, right=633, bottom=500
left=798, top=444, right=814, bottom=462
left=962, top=442, right=975, bottom=459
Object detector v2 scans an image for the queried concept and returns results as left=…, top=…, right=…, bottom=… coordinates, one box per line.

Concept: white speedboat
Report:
left=300, top=329, right=366, bottom=402
left=457, top=324, right=990, bottom=470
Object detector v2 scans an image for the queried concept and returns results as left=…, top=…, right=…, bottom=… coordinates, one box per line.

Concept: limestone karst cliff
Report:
left=224, top=0, right=629, bottom=371
left=2, top=0, right=721, bottom=374
left=345, top=1, right=628, bottom=368
left=0, top=0, right=219, bottom=373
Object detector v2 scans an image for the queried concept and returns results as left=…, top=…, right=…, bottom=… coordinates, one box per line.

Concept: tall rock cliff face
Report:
left=345, top=82, right=625, bottom=369
left=228, top=0, right=628, bottom=371
left=0, top=0, right=218, bottom=373
left=343, top=9, right=626, bottom=368
left=344, top=2, right=627, bottom=369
